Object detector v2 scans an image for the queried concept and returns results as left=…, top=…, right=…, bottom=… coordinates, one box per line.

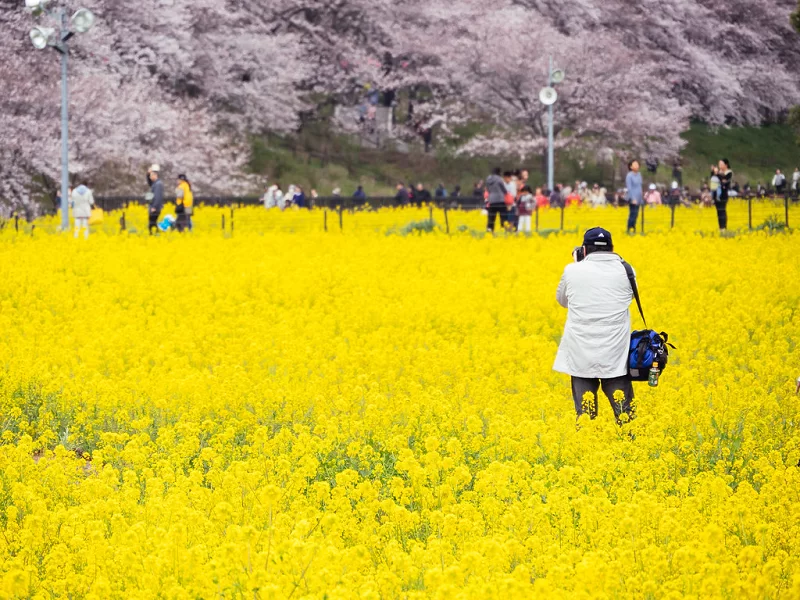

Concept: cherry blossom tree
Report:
left=434, top=3, right=688, bottom=159
left=0, top=0, right=307, bottom=214
left=3, top=0, right=800, bottom=214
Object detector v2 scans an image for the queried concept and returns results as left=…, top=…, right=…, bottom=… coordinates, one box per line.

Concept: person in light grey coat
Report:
left=553, top=227, right=636, bottom=423
left=70, top=181, right=95, bottom=238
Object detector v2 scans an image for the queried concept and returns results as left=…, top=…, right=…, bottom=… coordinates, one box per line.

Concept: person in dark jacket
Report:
left=395, top=182, right=410, bottom=206
left=473, top=180, right=485, bottom=199
left=293, top=186, right=306, bottom=208
left=415, top=183, right=432, bottom=206
left=716, top=158, right=733, bottom=232
left=434, top=183, right=447, bottom=201
left=549, top=184, right=564, bottom=209
left=353, top=186, right=367, bottom=203
left=485, top=167, right=508, bottom=232
left=147, top=164, right=164, bottom=235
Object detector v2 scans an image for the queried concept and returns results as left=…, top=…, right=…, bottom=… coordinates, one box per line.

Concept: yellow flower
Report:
left=0, top=204, right=798, bottom=597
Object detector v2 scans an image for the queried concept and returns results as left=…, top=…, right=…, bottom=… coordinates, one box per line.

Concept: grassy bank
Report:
left=248, top=122, right=800, bottom=196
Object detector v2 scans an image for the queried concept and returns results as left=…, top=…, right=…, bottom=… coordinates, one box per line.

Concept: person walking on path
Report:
left=716, top=159, right=733, bottom=232
left=70, top=180, right=95, bottom=238
left=549, top=184, right=563, bottom=209
left=175, top=174, right=193, bottom=232
left=147, top=164, right=165, bottom=235
left=353, top=186, right=367, bottom=203
left=395, top=182, right=410, bottom=207
left=625, top=160, right=643, bottom=233
left=485, top=167, right=508, bottom=232
left=415, top=183, right=432, bottom=206
left=772, top=169, right=786, bottom=196
left=553, top=227, right=636, bottom=424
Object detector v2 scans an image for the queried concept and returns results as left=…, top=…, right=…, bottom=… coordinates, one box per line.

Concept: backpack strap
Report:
left=622, top=260, right=647, bottom=328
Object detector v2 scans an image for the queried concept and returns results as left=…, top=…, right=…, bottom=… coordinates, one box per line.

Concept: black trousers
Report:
left=486, top=205, right=509, bottom=232
left=148, top=208, right=161, bottom=234
left=715, top=201, right=727, bottom=230
left=175, top=212, right=189, bottom=232
left=571, top=375, right=635, bottom=424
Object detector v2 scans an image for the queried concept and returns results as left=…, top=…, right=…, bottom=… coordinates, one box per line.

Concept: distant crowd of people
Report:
left=57, top=158, right=798, bottom=238
left=256, top=159, right=800, bottom=235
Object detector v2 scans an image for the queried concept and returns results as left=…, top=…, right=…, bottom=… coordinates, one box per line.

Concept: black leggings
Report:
left=486, top=205, right=509, bottom=232
left=715, top=201, right=727, bottom=230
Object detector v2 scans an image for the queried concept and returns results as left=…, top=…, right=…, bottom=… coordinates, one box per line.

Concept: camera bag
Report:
left=622, top=261, right=676, bottom=381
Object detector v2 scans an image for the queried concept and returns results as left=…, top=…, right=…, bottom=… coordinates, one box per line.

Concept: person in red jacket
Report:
left=535, top=187, right=549, bottom=209
left=565, top=189, right=582, bottom=207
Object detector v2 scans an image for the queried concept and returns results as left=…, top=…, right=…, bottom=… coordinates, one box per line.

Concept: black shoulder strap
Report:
left=622, top=260, right=647, bottom=328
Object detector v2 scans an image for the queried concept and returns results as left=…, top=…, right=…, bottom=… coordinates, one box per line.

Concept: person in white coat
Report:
left=553, top=227, right=636, bottom=423
left=70, top=181, right=95, bottom=238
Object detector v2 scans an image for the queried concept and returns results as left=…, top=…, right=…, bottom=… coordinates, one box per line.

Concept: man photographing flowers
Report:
left=553, top=227, right=637, bottom=423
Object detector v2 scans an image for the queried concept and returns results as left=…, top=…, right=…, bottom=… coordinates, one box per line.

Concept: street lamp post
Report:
left=547, top=57, right=555, bottom=193
left=26, top=0, right=95, bottom=232
left=539, top=57, right=565, bottom=193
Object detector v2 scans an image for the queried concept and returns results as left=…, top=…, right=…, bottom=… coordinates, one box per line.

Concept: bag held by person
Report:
left=629, top=330, right=671, bottom=381
left=622, top=262, right=676, bottom=382
left=89, top=207, right=104, bottom=225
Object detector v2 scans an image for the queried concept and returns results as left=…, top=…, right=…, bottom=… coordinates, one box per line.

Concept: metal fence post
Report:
left=15, top=215, right=19, bottom=233
left=324, top=209, right=328, bottom=232
left=670, top=205, right=676, bottom=229
left=429, top=205, right=433, bottom=222
left=444, top=206, right=450, bottom=234
left=338, top=205, right=343, bottom=231
left=120, top=211, right=126, bottom=232
left=640, top=205, right=645, bottom=233
left=786, top=196, right=790, bottom=229
left=560, top=206, right=564, bottom=231
left=748, top=197, right=753, bottom=230
left=230, top=207, right=234, bottom=235
left=535, top=205, right=539, bottom=233
left=221, top=214, right=225, bottom=231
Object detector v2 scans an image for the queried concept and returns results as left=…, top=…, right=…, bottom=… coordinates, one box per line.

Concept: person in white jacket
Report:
left=70, top=181, right=95, bottom=238
left=553, top=227, right=636, bottom=423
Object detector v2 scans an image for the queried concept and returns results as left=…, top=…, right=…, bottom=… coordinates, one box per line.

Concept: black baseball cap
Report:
left=583, top=227, right=613, bottom=249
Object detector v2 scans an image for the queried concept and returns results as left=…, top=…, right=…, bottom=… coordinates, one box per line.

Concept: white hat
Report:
left=649, top=183, right=657, bottom=190
left=671, top=181, right=679, bottom=189
left=149, top=164, right=161, bottom=173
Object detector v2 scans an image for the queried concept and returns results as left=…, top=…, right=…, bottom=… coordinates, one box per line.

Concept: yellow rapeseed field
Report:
left=1, top=205, right=799, bottom=599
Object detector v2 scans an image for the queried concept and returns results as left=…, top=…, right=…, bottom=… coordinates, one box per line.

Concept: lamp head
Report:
left=29, top=26, right=54, bottom=50
left=71, top=8, right=95, bottom=33
left=25, top=0, right=50, bottom=16
left=539, top=86, right=558, bottom=106
left=24, top=0, right=48, bottom=10
left=551, top=69, right=566, bottom=84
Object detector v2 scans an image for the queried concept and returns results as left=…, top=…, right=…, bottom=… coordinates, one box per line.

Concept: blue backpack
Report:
left=622, top=262, right=675, bottom=382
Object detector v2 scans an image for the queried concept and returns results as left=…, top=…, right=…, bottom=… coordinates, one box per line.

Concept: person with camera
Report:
left=553, top=227, right=636, bottom=424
